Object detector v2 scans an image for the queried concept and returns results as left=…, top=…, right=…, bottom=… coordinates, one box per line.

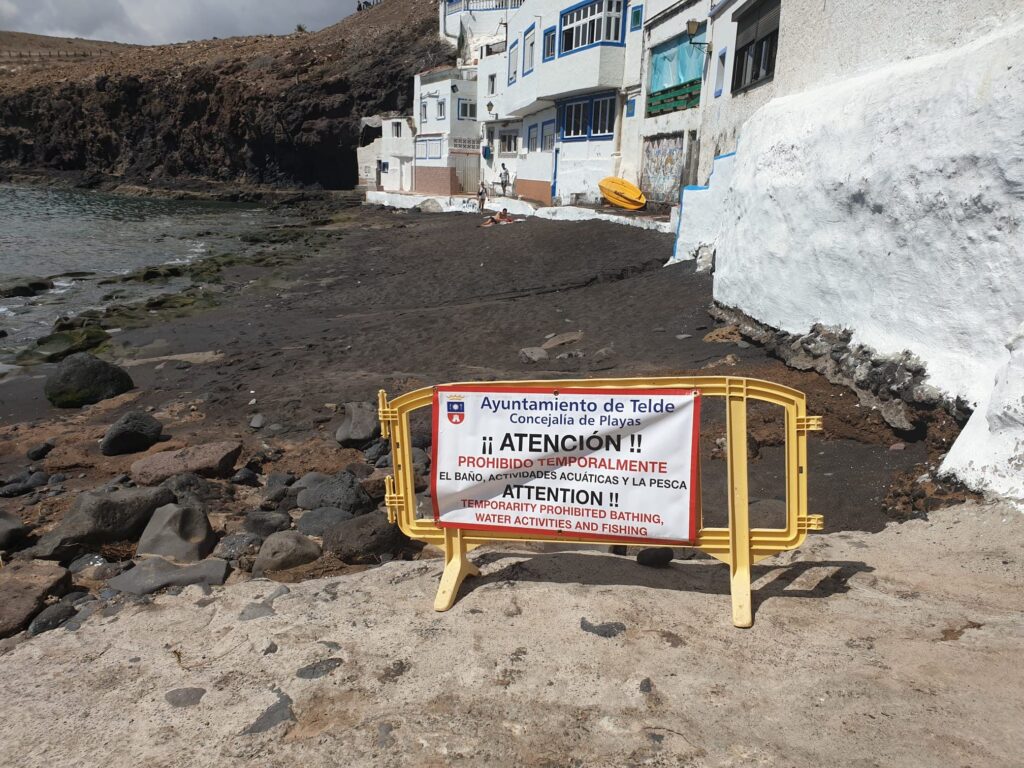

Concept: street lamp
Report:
left=686, top=19, right=711, bottom=53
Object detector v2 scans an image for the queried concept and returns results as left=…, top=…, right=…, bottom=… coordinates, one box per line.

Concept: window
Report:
left=420, top=101, right=427, bottom=122
left=714, top=49, right=726, bottom=97
left=391, top=121, right=402, bottom=137
left=542, top=27, right=556, bottom=61
left=523, top=26, right=535, bottom=75
left=415, top=140, right=427, bottom=159
left=625, top=98, right=635, bottom=117
left=560, top=0, right=623, bottom=55
left=381, top=161, right=390, bottom=173
left=458, top=99, right=477, bottom=119
left=591, top=95, right=615, bottom=136
left=629, top=4, right=642, bottom=31
left=488, top=73, right=496, bottom=94
left=563, top=100, right=589, bottom=138
left=732, top=0, right=779, bottom=93
left=499, top=131, right=518, bottom=154
left=437, top=99, right=446, bottom=119
left=508, top=41, right=519, bottom=84
left=541, top=120, right=555, bottom=150
left=527, top=124, right=538, bottom=152
left=487, top=128, right=495, bottom=144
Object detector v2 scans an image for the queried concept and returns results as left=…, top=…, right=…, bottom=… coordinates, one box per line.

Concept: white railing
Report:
left=446, top=0, right=525, bottom=15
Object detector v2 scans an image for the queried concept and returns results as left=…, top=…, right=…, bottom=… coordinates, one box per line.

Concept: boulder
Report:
left=541, top=330, right=584, bottom=350
left=100, top=411, right=164, bottom=456
left=0, top=560, right=71, bottom=638
left=159, top=473, right=224, bottom=512
left=130, top=441, right=242, bottom=485
left=359, top=469, right=390, bottom=501
left=296, top=471, right=374, bottom=514
left=136, top=504, right=216, bottom=563
left=0, top=510, right=29, bottom=549
left=322, top=510, right=409, bottom=564
left=519, top=346, right=549, bottom=364
left=212, top=532, right=262, bottom=564
left=362, top=439, right=390, bottom=464
left=296, top=507, right=354, bottom=537
left=293, top=471, right=331, bottom=489
left=106, top=557, right=231, bottom=596
left=231, top=467, right=260, bottom=486
left=243, top=509, right=292, bottom=538
left=0, top=276, right=53, bottom=298
left=252, top=531, right=322, bottom=577
left=26, top=601, right=78, bottom=636
left=636, top=547, right=674, bottom=568
left=334, top=402, right=381, bottom=447
left=44, top=353, right=134, bottom=408
left=15, top=327, right=110, bottom=366
left=26, top=442, right=54, bottom=461
left=29, top=486, right=175, bottom=560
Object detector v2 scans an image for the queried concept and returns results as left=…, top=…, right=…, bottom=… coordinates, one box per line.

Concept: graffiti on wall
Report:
left=640, top=134, right=688, bottom=204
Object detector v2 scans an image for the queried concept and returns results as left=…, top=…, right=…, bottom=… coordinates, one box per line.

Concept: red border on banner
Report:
left=429, top=384, right=702, bottom=545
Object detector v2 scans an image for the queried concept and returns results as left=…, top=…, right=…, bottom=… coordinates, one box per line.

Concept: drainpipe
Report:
left=612, top=91, right=626, bottom=178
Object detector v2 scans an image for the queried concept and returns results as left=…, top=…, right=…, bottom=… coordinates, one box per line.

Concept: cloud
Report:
left=0, top=0, right=356, bottom=45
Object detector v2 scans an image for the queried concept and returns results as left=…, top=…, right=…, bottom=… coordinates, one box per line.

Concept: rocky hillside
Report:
left=0, top=0, right=451, bottom=189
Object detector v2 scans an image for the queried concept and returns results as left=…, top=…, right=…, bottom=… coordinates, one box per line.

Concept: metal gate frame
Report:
left=379, top=375, right=823, bottom=627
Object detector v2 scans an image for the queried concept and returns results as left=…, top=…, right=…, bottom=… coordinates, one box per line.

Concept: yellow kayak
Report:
left=598, top=176, right=646, bottom=210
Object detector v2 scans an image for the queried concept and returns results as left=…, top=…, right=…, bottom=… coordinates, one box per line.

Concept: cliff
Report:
left=0, top=0, right=451, bottom=189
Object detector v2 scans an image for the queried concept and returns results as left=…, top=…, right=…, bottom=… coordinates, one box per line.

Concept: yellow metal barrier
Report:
left=379, top=376, right=823, bottom=628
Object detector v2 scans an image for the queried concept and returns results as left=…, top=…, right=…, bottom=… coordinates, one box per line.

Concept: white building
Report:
left=356, top=114, right=417, bottom=192
left=412, top=65, right=481, bottom=194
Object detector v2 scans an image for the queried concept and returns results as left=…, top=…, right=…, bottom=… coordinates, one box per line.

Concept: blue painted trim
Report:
left=557, top=0, right=628, bottom=59
left=714, top=47, right=726, bottom=98
left=508, top=40, right=519, bottom=85
left=526, top=123, right=539, bottom=151
left=552, top=147, right=560, bottom=198
left=714, top=151, right=736, bottom=160
left=522, top=23, right=536, bottom=76
left=540, top=118, right=557, bottom=150
left=625, top=98, right=635, bottom=117
left=542, top=26, right=557, bottom=62
left=629, top=4, right=643, bottom=31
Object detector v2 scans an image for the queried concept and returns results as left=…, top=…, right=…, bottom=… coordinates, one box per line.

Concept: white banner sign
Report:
left=431, top=385, right=701, bottom=543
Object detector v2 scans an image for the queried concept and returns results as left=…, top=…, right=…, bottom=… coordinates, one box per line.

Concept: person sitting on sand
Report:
left=479, top=208, right=514, bottom=227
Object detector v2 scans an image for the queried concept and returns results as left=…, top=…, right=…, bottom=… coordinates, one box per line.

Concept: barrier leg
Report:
left=434, top=527, right=480, bottom=611
left=727, top=385, right=753, bottom=628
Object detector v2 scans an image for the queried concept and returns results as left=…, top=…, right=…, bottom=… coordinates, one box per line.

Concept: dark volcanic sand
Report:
left=0, top=205, right=946, bottom=538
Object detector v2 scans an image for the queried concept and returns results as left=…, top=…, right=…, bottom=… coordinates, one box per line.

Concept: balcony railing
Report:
left=646, top=77, right=702, bottom=117
left=446, top=0, right=525, bottom=15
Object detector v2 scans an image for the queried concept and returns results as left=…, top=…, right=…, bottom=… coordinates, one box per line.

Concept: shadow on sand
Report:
left=461, top=550, right=873, bottom=619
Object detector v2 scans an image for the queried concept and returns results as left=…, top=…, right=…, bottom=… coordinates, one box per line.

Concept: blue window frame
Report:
left=542, top=26, right=556, bottom=62
left=541, top=119, right=556, bottom=150
left=508, top=40, right=519, bottom=84
left=522, top=23, right=536, bottom=76
left=625, top=98, right=635, bottom=117
left=527, top=124, right=539, bottom=152
left=557, top=92, right=616, bottom=142
left=558, top=0, right=626, bottom=58
left=630, top=4, right=643, bottom=30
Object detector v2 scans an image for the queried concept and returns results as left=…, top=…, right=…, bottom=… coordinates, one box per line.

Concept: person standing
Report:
left=477, top=181, right=487, bottom=213
left=499, top=163, right=510, bottom=197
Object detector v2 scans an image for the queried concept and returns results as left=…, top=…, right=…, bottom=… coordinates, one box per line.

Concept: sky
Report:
left=0, top=0, right=356, bottom=45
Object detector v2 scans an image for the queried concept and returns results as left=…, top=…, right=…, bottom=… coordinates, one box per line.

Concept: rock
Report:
left=519, top=346, right=548, bottom=363
left=541, top=330, right=584, bottom=350
left=0, top=482, right=31, bottom=498
left=243, top=509, right=292, bottom=538
left=29, top=486, right=175, bottom=559
left=26, top=442, right=54, bottom=461
left=410, top=448, right=431, bottom=472
left=25, top=470, right=49, bottom=489
left=334, top=402, right=381, bottom=447
left=322, top=510, right=408, bottom=564
left=212, top=532, right=262, bottom=563
left=136, top=504, right=216, bottom=562
left=130, top=441, right=242, bottom=485
left=694, top=243, right=716, bottom=273
left=15, top=327, right=111, bottom=366
left=106, top=557, right=231, bottom=595
left=26, top=601, right=78, bottom=636
left=159, top=473, right=223, bottom=511
left=0, top=276, right=54, bottom=298
left=0, top=510, right=29, bottom=548
left=44, top=353, right=134, bottom=409
left=252, top=531, right=321, bottom=577
left=249, top=414, right=266, bottom=430
left=636, top=547, right=674, bottom=568
left=68, top=553, right=109, bottom=574
left=293, top=471, right=331, bottom=489
left=265, top=472, right=295, bottom=490
left=580, top=617, right=626, bottom=638
left=231, top=467, right=260, bottom=487
left=0, top=560, right=70, bottom=638
left=359, top=469, right=390, bottom=501
left=297, top=507, right=354, bottom=537
left=345, top=461, right=375, bottom=479
left=591, top=347, right=616, bottom=369
left=296, top=471, right=374, bottom=514
left=362, top=439, right=390, bottom=464
left=100, top=411, right=164, bottom=456
left=374, top=454, right=392, bottom=469
left=165, top=688, right=206, bottom=708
